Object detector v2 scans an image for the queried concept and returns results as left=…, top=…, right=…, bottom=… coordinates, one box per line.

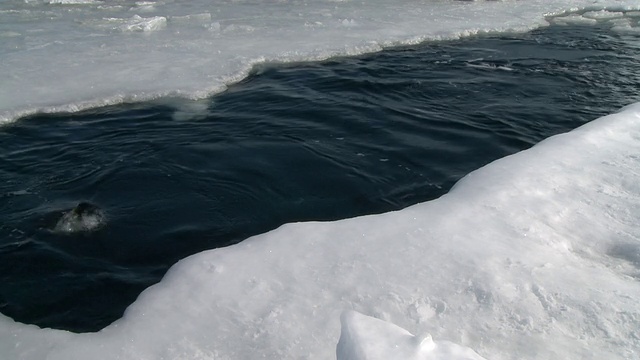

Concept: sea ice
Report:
left=0, top=99, right=638, bottom=359
left=1, top=0, right=639, bottom=122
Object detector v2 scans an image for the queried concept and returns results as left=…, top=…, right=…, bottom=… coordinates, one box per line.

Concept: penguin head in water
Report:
left=53, top=202, right=106, bottom=234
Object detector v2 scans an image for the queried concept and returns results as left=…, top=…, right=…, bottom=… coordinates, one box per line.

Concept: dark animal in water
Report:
left=53, top=202, right=106, bottom=234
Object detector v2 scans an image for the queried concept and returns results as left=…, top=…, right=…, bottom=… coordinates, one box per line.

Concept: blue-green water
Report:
left=1, top=23, right=639, bottom=332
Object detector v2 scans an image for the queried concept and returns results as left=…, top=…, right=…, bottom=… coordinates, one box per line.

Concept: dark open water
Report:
left=1, top=23, right=639, bottom=332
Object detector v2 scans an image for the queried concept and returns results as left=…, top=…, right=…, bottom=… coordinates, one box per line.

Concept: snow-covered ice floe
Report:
left=1, top=97, right=639, bottom=358
left=1, top=0, right=640, bottom=123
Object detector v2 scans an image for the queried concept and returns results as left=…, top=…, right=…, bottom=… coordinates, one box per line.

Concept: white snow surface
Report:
left=1, top=0, right=640, bottom=123
left=1, top=98, right=640, bottom=358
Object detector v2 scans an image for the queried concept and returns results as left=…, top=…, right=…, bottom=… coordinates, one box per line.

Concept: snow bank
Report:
left=1, top=98, right=638, bottom=358
left=1, top=0, right=639, bottom=123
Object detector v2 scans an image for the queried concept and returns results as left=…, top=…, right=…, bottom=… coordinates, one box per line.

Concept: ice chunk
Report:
left=582, top=10, right=624, bottom=20
left=550, top=14, right=598, bottom=25
left=337, top=311, right=487, bottom=360
left=609, top=18, right=640, bottom=33
left=115, top=14, right=167, bottom=32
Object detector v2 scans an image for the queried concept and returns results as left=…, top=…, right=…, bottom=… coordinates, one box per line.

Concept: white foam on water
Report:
left=1, top=99, right=639, bottom=358
left=1, top=0, right=639, bottom=123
